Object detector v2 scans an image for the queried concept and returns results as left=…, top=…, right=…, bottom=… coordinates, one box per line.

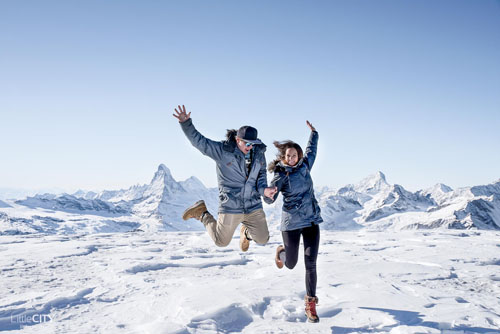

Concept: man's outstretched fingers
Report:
left=173, top=105, right=191, bottom=123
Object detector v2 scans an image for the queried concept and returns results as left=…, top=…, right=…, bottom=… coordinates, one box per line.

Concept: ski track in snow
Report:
left=0, top=230, right=499, bottom=333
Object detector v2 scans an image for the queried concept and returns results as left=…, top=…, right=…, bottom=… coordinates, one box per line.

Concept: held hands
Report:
left=306, top=120, right=316, bottom=132
left=173, top=105, right=191, bottom=123
left=264, top=186, right=278, bottom=199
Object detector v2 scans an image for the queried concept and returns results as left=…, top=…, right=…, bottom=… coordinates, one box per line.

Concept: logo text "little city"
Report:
left=11, top=314, right=53, bottom=324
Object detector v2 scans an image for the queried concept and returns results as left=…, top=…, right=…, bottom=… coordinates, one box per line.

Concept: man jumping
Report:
left=173, top=105, right=277, bottom=251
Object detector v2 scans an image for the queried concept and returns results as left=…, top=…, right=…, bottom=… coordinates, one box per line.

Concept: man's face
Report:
left=236, top=137, right=253, bottom=154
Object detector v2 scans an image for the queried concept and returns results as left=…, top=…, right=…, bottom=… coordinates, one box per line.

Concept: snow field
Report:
left=1, top=229, right=499, bottom=333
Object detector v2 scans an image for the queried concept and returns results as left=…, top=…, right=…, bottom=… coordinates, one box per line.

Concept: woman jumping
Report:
left=265, top=120, right=323, bottom=323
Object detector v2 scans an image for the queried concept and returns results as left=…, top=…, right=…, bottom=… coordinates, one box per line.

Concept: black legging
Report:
left=281, top=224, right=320, bottom=297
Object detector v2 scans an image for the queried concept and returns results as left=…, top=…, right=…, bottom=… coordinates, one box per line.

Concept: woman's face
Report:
left=284, top=147, right=298, bottom=166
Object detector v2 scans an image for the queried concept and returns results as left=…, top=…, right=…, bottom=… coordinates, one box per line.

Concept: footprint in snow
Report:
left=186, top=303, right=253, bottom=333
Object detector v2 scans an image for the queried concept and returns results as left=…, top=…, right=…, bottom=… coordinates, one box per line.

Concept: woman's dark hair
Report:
left=267, top=140, right=303, bottom=172
left=226, top=129, right=237, bottom=141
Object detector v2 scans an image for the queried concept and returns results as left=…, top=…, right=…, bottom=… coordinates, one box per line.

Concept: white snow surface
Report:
left=0, top=230, right=499, bottom=333
left=1, top=165, right=500, bottom=332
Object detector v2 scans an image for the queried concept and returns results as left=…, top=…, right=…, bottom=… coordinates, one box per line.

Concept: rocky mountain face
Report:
left=318, top=172, right=500, bottom=231
left=2, top=164, right=218, bottom=234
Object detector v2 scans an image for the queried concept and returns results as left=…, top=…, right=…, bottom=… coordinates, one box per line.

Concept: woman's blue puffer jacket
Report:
left=265, top=131, right=323, bottom=231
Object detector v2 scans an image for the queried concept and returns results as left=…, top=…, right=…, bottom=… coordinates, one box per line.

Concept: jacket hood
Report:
left=273, top=159, right=304, bottom=173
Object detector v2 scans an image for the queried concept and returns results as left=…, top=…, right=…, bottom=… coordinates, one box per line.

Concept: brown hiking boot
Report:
left=305, top=296, right=319, bottom=323
left=275, top=245, right=285, bottom=269
left=239, top=225, right=250, bottom=252
left=182, top=200, right=207, bottom=221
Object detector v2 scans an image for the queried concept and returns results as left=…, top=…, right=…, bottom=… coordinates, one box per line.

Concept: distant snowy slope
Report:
left=317, top=172, right=433, bottom=230
left=1, top=164, right=218, bottom=235
left=418, top=183, right=453, bottom=205
left=1, top=167, right=499, bottom=234
left=317, top=172, right=500, bottom=231
left=125, top=164, right=218, bottom=231
left=16, top=194, right=129, bottom=215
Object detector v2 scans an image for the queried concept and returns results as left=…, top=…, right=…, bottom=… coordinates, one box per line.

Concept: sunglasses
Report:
left=242, top=140, right=254, bottom=147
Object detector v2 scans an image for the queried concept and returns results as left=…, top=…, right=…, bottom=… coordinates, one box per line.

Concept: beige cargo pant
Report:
left=201, top=209, right=269, bottom=247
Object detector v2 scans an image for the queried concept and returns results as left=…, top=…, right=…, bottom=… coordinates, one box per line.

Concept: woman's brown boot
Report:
left=304, top=295, right=319, bottom=323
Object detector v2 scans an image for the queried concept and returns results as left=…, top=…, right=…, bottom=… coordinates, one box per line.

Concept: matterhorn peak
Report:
left=374, top=171, right=387, bottom=182
left=151, top=164, right=174, bottom=182
left=157, top=164, right=171, bottom=174
left=140, top=164, right=184, bottom=201
left=147, top=164, right=180, bottom=191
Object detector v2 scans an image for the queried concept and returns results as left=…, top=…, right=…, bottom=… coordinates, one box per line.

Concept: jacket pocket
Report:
left=219, top=186, right=242, bottom=209
left=219, top=192, right=229, bottom=204
left=283, top=202, right=300, bottom=214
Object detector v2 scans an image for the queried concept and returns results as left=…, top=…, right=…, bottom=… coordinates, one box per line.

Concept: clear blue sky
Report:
left=1, top=0, right=499, bottom=193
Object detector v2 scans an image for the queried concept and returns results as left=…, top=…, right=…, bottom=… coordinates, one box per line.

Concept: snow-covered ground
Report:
left=1, top=229, right=499, bottom=333
left=1, top=165, right=500, bottom=332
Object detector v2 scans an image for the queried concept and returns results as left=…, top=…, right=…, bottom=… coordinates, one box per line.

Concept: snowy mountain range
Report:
left=0, top=165, right=217, bottom=235
left=1, top=165, right=499, bottom=235
left=317, top=172, right=500, bottom=231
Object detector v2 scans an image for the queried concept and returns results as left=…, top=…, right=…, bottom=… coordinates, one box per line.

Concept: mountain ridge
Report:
left=1, top=165, right=499, bottom=234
